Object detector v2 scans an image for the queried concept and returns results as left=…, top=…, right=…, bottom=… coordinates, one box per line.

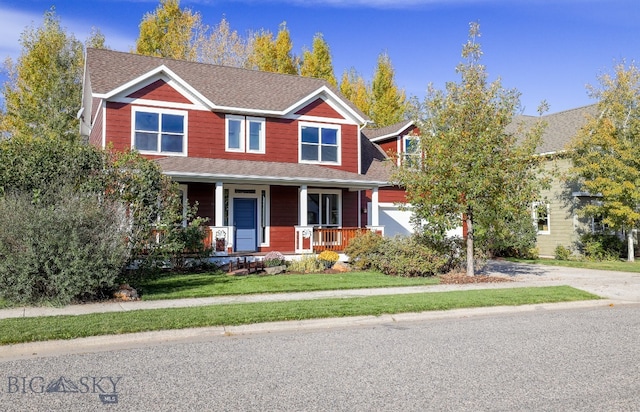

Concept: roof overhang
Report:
left=163, top=171, right=386, bottom=189
left=94, top=65, right=367, bottom=125
left=368, top=120, right=415, bottom=142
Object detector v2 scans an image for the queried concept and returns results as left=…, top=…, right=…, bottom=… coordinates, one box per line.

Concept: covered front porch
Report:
left=155, top=156, right=390, bottom=256
left=202, top=225, right=383, bottom=255
left=185, top=182, right=384, bottom=255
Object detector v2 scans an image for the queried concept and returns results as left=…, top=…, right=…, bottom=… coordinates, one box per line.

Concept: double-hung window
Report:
left=226, top=115, right=265, bottom=154
left=133, top=107, right=186, bottom=155
left=307, top=191, right=341, bottom=228
left=299, top=122, right=340, bottom=164
left=532, top=202, right=550, bottom=235
left=402, top=135, right=420, bottom=168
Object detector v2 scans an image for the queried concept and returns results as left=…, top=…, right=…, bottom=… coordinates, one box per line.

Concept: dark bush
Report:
left=0, top=191, right=129, bottom=305
left=346, top=231, right=462, bottom=277
left=579, top=232, right=624, bottom=261
left=375, top=236, right=449, bottom=277
left=475, top=210, right=538, bottom=259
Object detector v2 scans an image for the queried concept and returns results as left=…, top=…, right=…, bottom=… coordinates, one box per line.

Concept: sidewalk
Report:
left=1, top=260, right=639, bottom=320
left=3, top=261, right=640, bottom=360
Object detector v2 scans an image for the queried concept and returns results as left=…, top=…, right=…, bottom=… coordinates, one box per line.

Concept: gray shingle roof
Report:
left=514, top=105, right=598, bottom=154
left=154, top=157, right=389, bottom=188
left=362, top=120, right=414, bottom=141
left=85, top=48, right=367, bottom=118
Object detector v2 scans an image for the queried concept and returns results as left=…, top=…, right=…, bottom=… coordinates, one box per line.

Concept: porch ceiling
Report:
left=155, top=157, right=391, bottom=188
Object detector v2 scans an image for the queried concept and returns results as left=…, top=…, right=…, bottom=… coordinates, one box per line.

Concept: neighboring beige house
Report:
left=522, top=105, right=601, bottom=257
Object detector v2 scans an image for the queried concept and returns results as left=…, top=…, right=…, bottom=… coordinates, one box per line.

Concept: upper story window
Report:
left=299, top=122, right=340, bottom=165
left=132, top=107, right=187, bottom=156
left=226, top=115, right=266, bottom=154
left=532, top=202, right=550, bottom=235
left=401, top=135, right=421, bottom=168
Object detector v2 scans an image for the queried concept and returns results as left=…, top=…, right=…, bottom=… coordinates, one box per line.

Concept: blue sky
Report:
left=1, top=0, right=639, bottom=115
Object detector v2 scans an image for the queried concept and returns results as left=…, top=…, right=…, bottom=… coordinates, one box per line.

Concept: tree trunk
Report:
left=628, top=230, right=635, bottom=262
left=466, top=209, right=474, bottom=276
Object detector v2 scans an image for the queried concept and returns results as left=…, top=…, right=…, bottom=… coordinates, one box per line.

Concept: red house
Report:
left=81, top=48, right=410, bottom=256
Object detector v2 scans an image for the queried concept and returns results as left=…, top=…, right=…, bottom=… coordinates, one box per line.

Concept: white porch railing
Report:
left=295, top=226, right=384, bottom=254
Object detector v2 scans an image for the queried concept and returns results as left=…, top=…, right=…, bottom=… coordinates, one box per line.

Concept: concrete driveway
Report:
left=482, top=259, right=640, bottom=303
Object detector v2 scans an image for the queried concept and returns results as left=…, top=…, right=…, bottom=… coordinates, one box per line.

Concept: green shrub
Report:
left=376, top=236, right=448, bottom=277
left=287, top=255, right=325, bottom=273
left=579, top=233, right=623, bottom=261
left=0, top=191, right=129, bottom=306
left=347, top=232, right=461, bottom=277
left=475, top=209, right=538, bottom=259
left=344, top=230, right=385, bottom=270
left=554, top=245, right=572, bottom=261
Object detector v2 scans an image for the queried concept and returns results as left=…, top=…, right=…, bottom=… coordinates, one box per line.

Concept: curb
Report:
left=0, top=298, right=618, bottom=361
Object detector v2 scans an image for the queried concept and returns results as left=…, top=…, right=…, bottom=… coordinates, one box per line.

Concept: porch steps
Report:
left=226, top=257, right=264, bottom=275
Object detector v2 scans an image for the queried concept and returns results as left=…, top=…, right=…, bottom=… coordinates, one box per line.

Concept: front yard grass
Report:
left=0, top=286, right=599, bottom=345
left=137, top=271, right=440, bottom=300
left=508, top=258, right=640, bottom=273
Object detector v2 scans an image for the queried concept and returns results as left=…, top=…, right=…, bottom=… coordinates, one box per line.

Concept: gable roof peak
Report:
left=84, top=48, right=367, bottom=122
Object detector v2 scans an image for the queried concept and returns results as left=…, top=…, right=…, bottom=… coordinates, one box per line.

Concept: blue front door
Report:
left=234, top=198, right=257, bottom=252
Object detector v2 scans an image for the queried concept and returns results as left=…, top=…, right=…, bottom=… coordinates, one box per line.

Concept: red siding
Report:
left=365, top=186, right=408, bottom=204
left=295, top=98, right=343, bottom=119
left=267, top=185, right=299, bottom=252
left=105, top=102, right=132, bottom=151
left=342, top=190, right=360, bottom=227
left=187, top=111, right=224, bottom=158
left=103, top=102, right=361, bottom=171
left=127, top=79, right=191, bottom=104
left=265, top=118, right=298, bottom=163
left=379, top=186, right=408, bottom=203
left=187, top=183, right=215, bottom=223
left=379, top=139, right=398, bottom=157
left=88, top=105, right=103, bottom=148
left=338, top=123, right=359, bottom=173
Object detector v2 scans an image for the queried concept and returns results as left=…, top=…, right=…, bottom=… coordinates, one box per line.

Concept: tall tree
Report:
left=248, top=22, right=298, bottom=74
left=196, top=17, right=252, bottom=67
left=1, top=8, right=89, bottom=141
left=370, top=52, right=407, bottom=127
left=300, top=33, right=337, bottom=86
left=392, top=23, right=546, bottom=276
left=135, top=0, right=202, bottom=61
left=339, top=68, right=371, bottom=119
left=567, top=62, right=640, bottom=262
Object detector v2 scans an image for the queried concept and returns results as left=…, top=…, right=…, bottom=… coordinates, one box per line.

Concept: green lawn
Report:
left=137, top=271, right=441, bottom=300
left=508, top=258, right=640, bottom=273
left=0, top=286, right=598, bottom=345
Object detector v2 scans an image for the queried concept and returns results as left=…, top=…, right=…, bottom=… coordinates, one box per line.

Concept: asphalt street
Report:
left=2, top=260, right=640, bottom=411
left=1, top=303, right=639, bottom=411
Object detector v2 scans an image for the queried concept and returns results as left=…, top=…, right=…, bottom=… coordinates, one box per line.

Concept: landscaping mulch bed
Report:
left=439, top=272, right=513, bottom=284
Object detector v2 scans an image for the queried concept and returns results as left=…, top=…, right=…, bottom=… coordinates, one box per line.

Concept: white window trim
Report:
left=532, top=202, right=550, bottom=235
left=225, top=115, right=266, bottom=154
left=401, top=134, right=421, bottom=167
left=246, top=116, right=266, bottom=154
left=298, top=121, right=341, bottom=165
left=306, top=189, right=342, bottom=228
left=131, top=106, right=188, bottom=156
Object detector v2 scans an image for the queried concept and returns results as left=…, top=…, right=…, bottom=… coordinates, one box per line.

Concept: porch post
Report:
left=300, top=185, right=308, bottom=226
left=295, top=185, right=313, bottom=253
left=215, top=182, right=224, bottom=226
left=371, top=187, right=379, bottom=227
